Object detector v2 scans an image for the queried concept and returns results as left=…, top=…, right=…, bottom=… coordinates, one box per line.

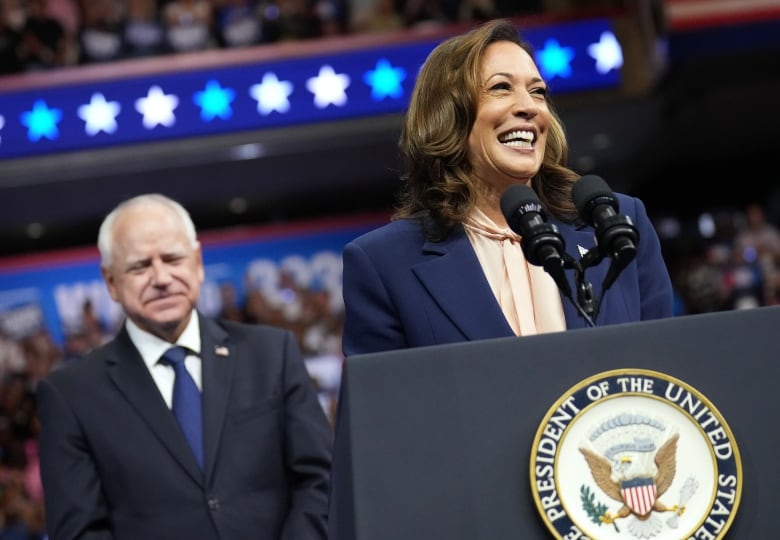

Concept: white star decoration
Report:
left=5, top=27, right=625, bottom=160
left=306, top=65, right=350, bottom=109
left=78, top=93, right=121, bottom=135
left=249, top=73, right=294, bottom=115
left=135, top=85, right=179, bottom=129
left=587, top=31, right=623, bottom=74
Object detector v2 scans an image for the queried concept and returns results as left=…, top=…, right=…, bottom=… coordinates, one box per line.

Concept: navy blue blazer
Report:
left=37, top=314, right=333, bottom=540
left=342, top=193, right=674, bottom=356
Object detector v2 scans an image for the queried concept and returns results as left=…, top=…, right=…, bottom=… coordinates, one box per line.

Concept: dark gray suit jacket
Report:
left=37, top=314, right=333, bottom=540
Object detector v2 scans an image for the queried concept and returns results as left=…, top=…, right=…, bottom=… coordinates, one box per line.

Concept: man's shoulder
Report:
left=209, top=317, right=289, bottom=342
left=204, top=319, right=298, bottom=362
left=42, top=340, right=116, bottom=386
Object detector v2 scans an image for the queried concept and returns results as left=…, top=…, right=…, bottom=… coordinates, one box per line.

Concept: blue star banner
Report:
left=0, top=18, right=620, bottom=160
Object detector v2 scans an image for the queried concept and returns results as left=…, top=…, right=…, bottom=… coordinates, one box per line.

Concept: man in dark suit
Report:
left=36, top=193, right=332, bottom=540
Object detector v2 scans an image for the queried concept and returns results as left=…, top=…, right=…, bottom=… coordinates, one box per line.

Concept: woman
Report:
left=341, top=18, right=673, bottom=356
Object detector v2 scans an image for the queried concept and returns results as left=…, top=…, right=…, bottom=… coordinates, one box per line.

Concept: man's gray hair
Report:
left=97, top=194, right=199, bottom=269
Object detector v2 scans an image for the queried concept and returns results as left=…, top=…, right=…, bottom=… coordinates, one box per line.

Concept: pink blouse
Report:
left=464, top=208, right=566, bottom=336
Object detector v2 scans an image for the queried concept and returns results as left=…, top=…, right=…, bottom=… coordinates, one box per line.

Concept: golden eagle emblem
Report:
left=578, top=414, right=698, bottom=537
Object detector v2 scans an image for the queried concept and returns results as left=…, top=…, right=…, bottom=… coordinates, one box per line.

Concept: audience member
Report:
left=0, top=468, right=46, bottom=540
left=0, top=331, right=25, bottom=380
left=400, top=0, right=449, bottom=30
left=0, top=0, right=23, bottom=74
left=455, top=0, right=499, bottom=23
left=123, top=0, right=167, bottom=57
left=18, top=0, right=68, bottom=71
left=76, top=0, right=125, bottom=63
left=314, top=0, right=349, bottom=37
left=266, top=0, right=324, bottom=41
left=723, top=242, right=764, bottom=310
left=163, top=0, right=215, bottom=52
left=351, top=0, right=403, bottom=34
left=19, top=330, right=62, bottom=390
left=734, top=202, right=780, bottom=305
left=217, top=281, right=245, bottom=321
left=213, top=0, right=267, bottom=47
left=48, top=0, right=79, bottom=54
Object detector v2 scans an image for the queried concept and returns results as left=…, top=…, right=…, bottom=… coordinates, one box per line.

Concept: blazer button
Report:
left=208, top=498, right=220, bottom=511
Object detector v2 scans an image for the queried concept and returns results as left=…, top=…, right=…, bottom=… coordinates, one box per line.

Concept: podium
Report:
left=328, top=306, right=780, bottom=539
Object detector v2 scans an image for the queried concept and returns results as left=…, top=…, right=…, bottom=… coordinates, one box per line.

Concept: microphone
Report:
left=571, top=174, right=639, bottom=292
left=500, top=184, right=571, bottom=298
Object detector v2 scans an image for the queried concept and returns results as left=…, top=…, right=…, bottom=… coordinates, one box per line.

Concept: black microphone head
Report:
left=571, top=175, right=619, bottom=225
left=500, top=183, right=567, bottom=268
left=500, top=184, right=571, bottom=295
left=500, top=183, right=546, bottom=234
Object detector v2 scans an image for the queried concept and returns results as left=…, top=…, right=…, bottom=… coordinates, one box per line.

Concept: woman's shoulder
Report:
left=349, top=216, right=425, bottom=247
left=613, top=191, right=649, bottom=217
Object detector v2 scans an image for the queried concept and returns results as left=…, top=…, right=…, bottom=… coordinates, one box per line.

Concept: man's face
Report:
left=102, top=203, right=203, bottom=342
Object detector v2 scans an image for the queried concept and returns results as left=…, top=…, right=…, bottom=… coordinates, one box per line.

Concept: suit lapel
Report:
left=409, top=218, right=617, bottom=334
left=198, top=315, right=234, bottom=482
left=106, top=330, right=204, bottom=483
left=555, top=218, right=610, bottom=329
left=413, top=226, right=514, bottom=341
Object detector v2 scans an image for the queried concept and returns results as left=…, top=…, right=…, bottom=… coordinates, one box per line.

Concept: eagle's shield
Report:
left=621, top=477, right=657, bottom=516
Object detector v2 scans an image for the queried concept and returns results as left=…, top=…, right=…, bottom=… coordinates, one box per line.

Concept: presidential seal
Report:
left=530, top=369, right=741, bottom=540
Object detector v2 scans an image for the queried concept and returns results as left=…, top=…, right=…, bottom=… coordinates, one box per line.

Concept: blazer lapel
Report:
left=198, top=315, right=234, bottom=483
left=555, top=219, right=610, bottom=329
left=413, top=226, right=514, bottom=341
left=409, top=218, right=619, bottom=334
left=106, top=330, right=204, bottom=483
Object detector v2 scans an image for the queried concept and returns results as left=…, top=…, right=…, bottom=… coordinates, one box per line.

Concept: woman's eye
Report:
left=490, top=82, right=511, bottom=91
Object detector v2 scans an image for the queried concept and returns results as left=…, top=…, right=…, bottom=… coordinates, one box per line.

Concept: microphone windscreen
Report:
left=571, top=175, right=618, bottom=221
left=500, top=183, right=543, bottom=224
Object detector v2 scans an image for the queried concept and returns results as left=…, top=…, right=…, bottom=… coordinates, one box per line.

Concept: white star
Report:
left=587, top=31, right=623, bottom=74
left=0, top=114, right=4, bottom=144
left=306, top=65, right=350, bottom=109
left=249, top=73, right=294, bottom=115
left=78, top=93, right=121, bottom=135
left=135, top=85, right=179, bottom=129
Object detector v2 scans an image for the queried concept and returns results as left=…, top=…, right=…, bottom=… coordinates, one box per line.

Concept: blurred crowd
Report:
left=663, top=201, right=780, bottom=315
left=0, top=0, right=659, bottom=75
left=0, top=0, right=552, bottom=74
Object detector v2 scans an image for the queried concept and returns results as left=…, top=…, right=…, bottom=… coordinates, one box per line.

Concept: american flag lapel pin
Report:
left=214, top=345, right=229, bottom=357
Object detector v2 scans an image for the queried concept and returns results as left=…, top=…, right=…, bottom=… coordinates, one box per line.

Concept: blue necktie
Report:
left=160, top=346, right=204, bottom=470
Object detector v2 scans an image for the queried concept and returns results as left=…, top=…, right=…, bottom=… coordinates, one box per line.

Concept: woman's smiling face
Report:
left=468, top=40, right=551, bottom=194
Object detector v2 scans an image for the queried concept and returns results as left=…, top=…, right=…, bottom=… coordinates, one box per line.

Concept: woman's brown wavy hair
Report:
left=393, top=18, right=580, bottom=240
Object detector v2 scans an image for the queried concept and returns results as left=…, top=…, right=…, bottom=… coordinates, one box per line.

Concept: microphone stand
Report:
left=537, top=241, right=634, bottom=328
left=561, top=253, right=596, bottom=328
left=575, top=243, right=637, bottom=323
left=574, top=249, right=602, bottom=320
